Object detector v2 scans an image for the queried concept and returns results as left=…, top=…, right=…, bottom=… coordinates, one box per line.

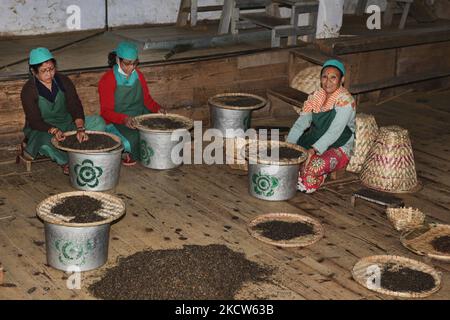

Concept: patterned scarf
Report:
left=302, top=86, right=355, bottom=113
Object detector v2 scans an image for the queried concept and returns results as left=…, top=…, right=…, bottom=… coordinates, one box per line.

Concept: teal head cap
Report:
left=29, top=47, right=54, bottom=65
left=322, top=59, right=345, bottom=77
left=115, top=41, right=139, bottom=61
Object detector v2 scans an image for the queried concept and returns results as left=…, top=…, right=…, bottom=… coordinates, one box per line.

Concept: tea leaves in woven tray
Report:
left=89, top=244, right=272, bottom=300
left=214, top=95, right=262, bottom=108
left=60, top=134, right=117, bottom=150
left=140, top=117, right=187, bottom=130
left=431, top=235, right=450, bottom=254
left=254, top=220, right=315, bottom=241
left=380, top=263, right=436, bottom=293
left=51, top=195, right=105, bottom=223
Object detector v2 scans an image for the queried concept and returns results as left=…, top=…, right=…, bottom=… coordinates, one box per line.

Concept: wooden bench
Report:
left=15, top=141, right=51, bottom=172
left=239, top=0, right=319, bottom=47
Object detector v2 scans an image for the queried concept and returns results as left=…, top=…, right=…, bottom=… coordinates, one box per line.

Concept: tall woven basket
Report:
left=360, top=126, right=419, bottom=193
left=346, top=113, right=379, bottom=173
left=290, top=66, right=322, bottom=95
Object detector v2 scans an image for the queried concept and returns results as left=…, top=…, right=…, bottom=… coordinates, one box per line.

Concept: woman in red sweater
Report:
left=99, top=41, right=164, bottom=166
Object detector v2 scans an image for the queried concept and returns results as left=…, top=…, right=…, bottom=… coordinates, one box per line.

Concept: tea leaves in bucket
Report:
left=140, top=117, right=187, bottom=130
left=60, top=134, right=117, bottom=150
left=214, top=95, right=263, bottom=108
left=51, top=195, right=105, bottom=223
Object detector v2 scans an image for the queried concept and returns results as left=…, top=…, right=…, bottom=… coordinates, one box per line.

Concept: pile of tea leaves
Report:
left=140, top=118, right=187, bottom=130
left=380, top=263, right=436, bottom=293
left=430, top=235, right=450, bottom=254
left=60, top=134, right=117, bottom=150
left=51, top=195, right=104, bottom=223
left=89, top=244, right=272, bottom=299
left=215, top=95, right=263, bottom=108
left=254, top=220, right=315, bottom=241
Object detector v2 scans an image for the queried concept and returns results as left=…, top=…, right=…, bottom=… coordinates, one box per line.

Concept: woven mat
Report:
left=248, top=213, right=324, bottom=248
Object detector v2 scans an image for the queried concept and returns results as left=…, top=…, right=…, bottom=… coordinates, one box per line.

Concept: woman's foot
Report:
left=61, top=164, right=70, bottom=175
left=122, top=153, right=137, bottom=166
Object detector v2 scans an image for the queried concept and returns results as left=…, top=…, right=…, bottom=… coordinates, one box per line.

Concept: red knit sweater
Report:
left=98, top=68, right=161, bottom=124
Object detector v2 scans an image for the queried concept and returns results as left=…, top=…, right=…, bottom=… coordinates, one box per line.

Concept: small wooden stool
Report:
left=15, top=141, right=51, bottom=172
left=351, top=188, right=404, bottom=208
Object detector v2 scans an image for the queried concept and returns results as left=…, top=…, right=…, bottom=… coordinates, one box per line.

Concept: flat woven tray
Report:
left=52, top=131, right=122, bottom=153
left=208, top=92, right=267, bottom=110
left=248, top=213, right=324, bottom=248
left=352, top=255, right=441, bottom=298
left=244, top=140, right=308, bottom=166
left=135, top=113, right=194, bottom=133
left=36, top=191, right=126, bottom=227
left=401, top=223, right=450, bottom=262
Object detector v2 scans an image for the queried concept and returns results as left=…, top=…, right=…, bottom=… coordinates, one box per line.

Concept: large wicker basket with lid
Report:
left=360, top=126, right=420, bottom=193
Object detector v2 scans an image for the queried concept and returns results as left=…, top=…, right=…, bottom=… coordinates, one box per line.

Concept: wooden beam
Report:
left=329, top=26, right=450, bottom=54
left=349, top=69, right=450, bottom=94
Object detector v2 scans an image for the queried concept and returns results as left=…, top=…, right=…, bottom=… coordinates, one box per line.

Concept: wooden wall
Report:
left=0, top=49, right=290, bottom=161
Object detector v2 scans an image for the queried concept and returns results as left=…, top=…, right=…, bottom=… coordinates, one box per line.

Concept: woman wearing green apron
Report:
left=98, top=41, right=165, bottom=166
left=21, top=47, right=106, bottom=174
left=286, top=59, right=356, bottom=193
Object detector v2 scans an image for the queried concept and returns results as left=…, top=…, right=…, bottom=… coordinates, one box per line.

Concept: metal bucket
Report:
left=248, top=163, right=300, bottom=201
left=44, top=222, right=110, bottom=272
left=211, top=106, right=251, bottom=138
left=138, top=130, right=185, bottom=170
left=69, top=146, right=123, bottom=191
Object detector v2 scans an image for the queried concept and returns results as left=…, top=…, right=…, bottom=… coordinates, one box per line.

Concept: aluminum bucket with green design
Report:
left=68, top=146, right=123, bottom=191
left=138, top=131, right=184, bottom=170
left=45, top=223, right=109, bottom=272
left=248, top=164, right=300, bottom=201
left=211, top=107, right=252, bottom=138
left=208, top=93, right=267, bottom=138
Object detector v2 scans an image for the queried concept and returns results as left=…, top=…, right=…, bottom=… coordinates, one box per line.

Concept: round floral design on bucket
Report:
left=140, top=140, right=155, bottom=166
left=55, top=238, right=96, bottom=266
left=252, top=172, right=279, bottom=197
left=74, top=159, right=103, bottom=188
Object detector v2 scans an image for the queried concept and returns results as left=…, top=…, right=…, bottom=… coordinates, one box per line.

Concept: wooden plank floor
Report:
left=1, top=90, right=450, bottom=300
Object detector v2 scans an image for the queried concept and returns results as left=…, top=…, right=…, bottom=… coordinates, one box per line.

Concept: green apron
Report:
left=24, top=90, right=72, bottom=165
left=112, top=80, right=149, bottom=161
left=297, top=109, right=352, bottom=151
left=24, top=87, right=106, bottom=165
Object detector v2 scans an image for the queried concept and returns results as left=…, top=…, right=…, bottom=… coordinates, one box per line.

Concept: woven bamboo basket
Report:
left=360, top=126, right=420, bottom=193
left=401, top=223, right=450, bottom=262
left=346, top=113, right=379, bottom=173
left=248, top=213, right=324, bottom=248
left=386, top=207, right=425, bottom=232
left=352, top=255, right=441, bottom=298
left=290, top=66, right=322, bottom=95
